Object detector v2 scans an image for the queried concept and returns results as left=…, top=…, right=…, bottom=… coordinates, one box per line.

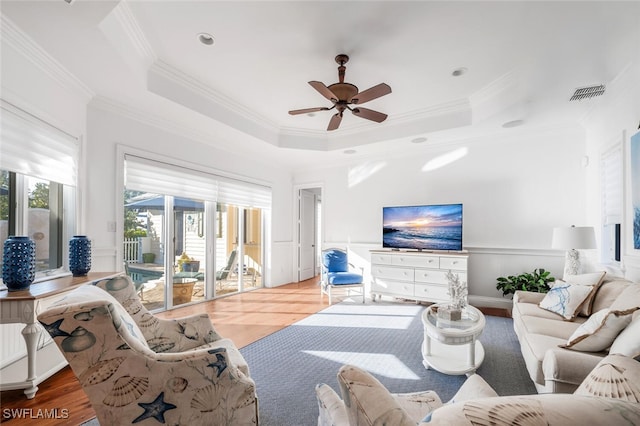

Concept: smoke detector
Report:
left=569, top=84, right=605, bottom=101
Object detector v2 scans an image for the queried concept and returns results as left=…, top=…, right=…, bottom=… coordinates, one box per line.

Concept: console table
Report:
left=370, top=250, right=468, bottom=303
left=0, top=272, right=117, bottom=399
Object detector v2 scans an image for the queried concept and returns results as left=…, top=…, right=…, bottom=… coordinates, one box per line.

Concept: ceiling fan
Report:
left=288, top=54, right=392, bottom=131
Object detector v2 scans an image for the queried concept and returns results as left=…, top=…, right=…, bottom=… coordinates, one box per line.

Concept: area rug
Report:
left=81, top=299, right=536, bottom=426
left=239, top=299, right=537, bottom=426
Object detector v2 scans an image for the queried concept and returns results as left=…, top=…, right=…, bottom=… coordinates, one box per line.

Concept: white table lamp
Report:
left=552, top=226, right=597, bottom=276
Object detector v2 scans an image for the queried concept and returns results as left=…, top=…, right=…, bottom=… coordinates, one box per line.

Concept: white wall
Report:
left=294, top=126, right=588, bottom=306
left=583, top=61, right=640, bottom=277
left=85, top=105, right=295, bottom=286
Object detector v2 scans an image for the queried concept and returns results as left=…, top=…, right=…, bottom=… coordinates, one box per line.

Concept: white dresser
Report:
left=370, top=250, right=468, bottom=303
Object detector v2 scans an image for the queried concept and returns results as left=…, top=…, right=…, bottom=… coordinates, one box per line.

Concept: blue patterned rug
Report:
left=239, top=300, right=537, bottom=426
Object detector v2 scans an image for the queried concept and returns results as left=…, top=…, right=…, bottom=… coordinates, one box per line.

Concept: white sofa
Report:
left=316, top=354, right=640, bottom=425
left=512, top=273, right=640, bottom=393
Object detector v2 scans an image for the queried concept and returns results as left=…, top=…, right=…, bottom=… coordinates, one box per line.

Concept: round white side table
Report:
left=421, top=304, right=486, bottom=376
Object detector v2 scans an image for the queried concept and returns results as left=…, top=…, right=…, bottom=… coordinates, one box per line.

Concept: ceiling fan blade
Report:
left=309, top=81, right=338, bottom=102
left=327, top=113, right=342, bottom=131
left=351, top=83, right=392, bottom=104
left=288, top=107, right=330, bottom=115
left=352, top=107, right=388, bottom=123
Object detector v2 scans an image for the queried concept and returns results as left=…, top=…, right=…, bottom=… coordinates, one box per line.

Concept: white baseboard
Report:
left=468, top=295, right=513, bottom=310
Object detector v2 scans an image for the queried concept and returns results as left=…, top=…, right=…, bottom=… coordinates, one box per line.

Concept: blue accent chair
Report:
left=321, top=248, right=365, bottom=304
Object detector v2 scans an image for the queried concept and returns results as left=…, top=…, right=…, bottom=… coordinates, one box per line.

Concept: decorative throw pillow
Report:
left=609, top=315, right=640, bottom=358
left=591, top=278, right=631, bottom=314
left=563, top=271, right=606, bottom=316
left=609, top=283, right=640, bottom=312
left=562, top=308, right=637, bottom=352
left=574, top=353, right=640, bottom=402
left=539, top=281, right=595, bottom=320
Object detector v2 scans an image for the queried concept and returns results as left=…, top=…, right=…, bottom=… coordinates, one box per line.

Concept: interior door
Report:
left=299, top=189, right=316, bottom=281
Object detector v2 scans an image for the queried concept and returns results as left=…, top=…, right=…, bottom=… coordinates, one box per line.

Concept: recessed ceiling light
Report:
left=452, top=67, right=467, bottom=77
left=502, top=119, right=524, bottom=128
left=411, top=137, right=428, bottom=144
left=198, top=33, right=214, bottom=46
left=343, top=149, right=357, bottom=155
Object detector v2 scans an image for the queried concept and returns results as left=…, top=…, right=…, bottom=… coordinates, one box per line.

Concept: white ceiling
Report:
left=1, top=1, right=639, bottom=170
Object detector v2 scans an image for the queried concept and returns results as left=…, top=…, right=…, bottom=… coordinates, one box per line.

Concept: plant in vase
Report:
left=496, top=268, right=555, bottom=297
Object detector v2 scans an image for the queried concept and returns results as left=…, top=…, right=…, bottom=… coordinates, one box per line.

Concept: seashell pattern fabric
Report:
left=324, top=362, right=640, bottom=426
left=93, top=275, right=250, bottom=375
left=575, top=353, right=640, bottom=402
left=38, top=280, right=257, bottom=425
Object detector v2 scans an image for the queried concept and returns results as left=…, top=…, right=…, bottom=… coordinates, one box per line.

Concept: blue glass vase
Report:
left=2, top=236, right=36, bottom=291
left=69, top=235, right=91, bottom=277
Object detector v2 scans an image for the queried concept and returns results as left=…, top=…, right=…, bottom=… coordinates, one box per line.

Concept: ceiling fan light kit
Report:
left=289, top=54, right=392, bottom=131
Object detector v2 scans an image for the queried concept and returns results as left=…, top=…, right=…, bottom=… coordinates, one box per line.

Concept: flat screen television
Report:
left=383, top=203, right=463, bottom=251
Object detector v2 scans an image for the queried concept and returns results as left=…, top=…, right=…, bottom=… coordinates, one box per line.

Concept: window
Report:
left=0, top=100, right=79, bottom=282
left=601, top=143, right=622, bottom=263
left=0, top=171, right=72, bottom=276
left=123, top=153, right=270, bottom=311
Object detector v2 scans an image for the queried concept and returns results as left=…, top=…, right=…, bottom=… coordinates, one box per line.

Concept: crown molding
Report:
left=107, top=0, right=157, bottom=65
left=388, top=98, right=471, bottom=125
left=469, top=70, right=517, bottom=108
left=149, top=60, right=279, bottom=133
left=89, top=95, right=237, bottom=152
left=0, top=15, right=94, bottom=102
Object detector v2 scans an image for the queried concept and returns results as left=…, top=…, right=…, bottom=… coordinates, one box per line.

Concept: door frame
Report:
left=293, top=183, right=323, bottom=282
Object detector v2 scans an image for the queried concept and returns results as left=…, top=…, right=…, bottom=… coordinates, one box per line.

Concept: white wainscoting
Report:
left=92, top=246, right=119, bottom=273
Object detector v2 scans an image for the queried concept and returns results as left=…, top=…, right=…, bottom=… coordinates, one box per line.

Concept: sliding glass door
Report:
left=123, top=191, right=167, bottom=311
left=173, top=197, right=206, bottom=307
left=123, top=154, right=269, bottom=311
left=214, top=204, right=264, bottom=295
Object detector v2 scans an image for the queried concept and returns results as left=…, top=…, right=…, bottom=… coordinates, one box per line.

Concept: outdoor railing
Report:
left=123, top=237, right=140, bottom=263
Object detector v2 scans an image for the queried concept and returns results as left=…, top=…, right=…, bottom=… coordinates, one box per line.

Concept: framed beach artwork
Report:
left=631, top=130, right=640, bottom=250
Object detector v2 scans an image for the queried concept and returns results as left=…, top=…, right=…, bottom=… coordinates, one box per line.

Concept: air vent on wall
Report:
left=569, top=84, right=605, bottom=101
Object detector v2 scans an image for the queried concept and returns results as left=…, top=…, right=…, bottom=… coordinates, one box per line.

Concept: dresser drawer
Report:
left=371, top=253, right=394, bottom=265
left=414, top=284, right=450, bottom=301
left=415, top=269, right=468, bottom=285
left=391, top=254, right=439, bottom=268
left=372, top=279, right=414, bottom=298
left=371, top=266, right=414, bottom=282
left=415, top=269, right=449, bottom=284
left=440, top=256, right=467, bottom=270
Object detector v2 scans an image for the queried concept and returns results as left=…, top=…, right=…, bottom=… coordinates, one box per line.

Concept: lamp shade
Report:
left=551, top=226, right=597, bottom=249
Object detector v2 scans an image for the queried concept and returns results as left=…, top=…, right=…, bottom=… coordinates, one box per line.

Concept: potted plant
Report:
left=496, top=268, right=555, bottom=297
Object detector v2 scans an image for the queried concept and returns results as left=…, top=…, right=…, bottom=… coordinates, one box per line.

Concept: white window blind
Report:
left=217, top=176, right=271, bottom=209
left=124, top=155, right=271, bottom=209
left=601, top=145, right=622, bottom=225
left=0, top=100, right=79, bottom=186
left=125, top=155, right=218, bottom=201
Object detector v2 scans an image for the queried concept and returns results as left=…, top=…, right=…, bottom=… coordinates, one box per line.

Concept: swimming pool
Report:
left=127, top=266, right=164, bottom=284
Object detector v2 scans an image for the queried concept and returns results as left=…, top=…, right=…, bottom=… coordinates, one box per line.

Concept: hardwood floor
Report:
left=0, top=277, right=509, bottom=425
